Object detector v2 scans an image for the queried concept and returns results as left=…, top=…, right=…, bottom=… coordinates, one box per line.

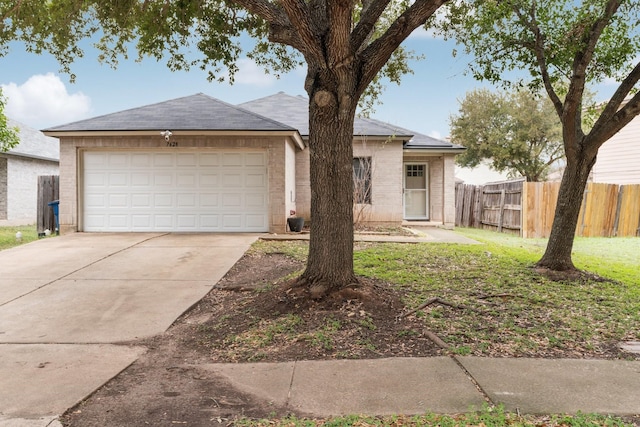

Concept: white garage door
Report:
left=83, top=150, right=269, bottom=232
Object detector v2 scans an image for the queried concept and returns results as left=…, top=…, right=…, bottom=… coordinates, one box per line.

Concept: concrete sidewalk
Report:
left=263, top=226, right=481, bottom=244
left=198, top=356, right=640, bottom=418
left=0, top=233, right=258, bottom=426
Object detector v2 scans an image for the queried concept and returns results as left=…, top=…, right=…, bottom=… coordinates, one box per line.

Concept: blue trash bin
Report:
left=47, top=200, right=60, bottom=235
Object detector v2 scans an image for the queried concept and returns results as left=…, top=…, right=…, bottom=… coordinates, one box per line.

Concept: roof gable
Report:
left=43, top=93, right=296, bottom=133
left=240, top=92, right=464, bottom=151
left=7, top=118, right=59, bottom=162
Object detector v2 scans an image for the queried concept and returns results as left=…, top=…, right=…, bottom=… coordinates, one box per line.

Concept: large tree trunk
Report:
left=298, top=87, right=359, bottom=295
left=536, top=145, right=597, bottom=271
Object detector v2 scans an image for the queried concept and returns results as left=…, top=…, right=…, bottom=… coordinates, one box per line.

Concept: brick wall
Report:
left=4, top=156, right=59, bottom=221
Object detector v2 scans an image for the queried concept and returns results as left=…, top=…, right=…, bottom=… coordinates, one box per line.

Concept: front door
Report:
left=404, top=164, right=429, bottom=220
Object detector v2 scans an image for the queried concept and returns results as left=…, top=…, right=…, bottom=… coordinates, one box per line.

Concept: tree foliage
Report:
left=438, top=0, right=640, bottom=271
left=0, top=0, right=448, bottom=293
left=450, top=88, right=563, bottom=182
left=0, top=88, right=19, bottom=152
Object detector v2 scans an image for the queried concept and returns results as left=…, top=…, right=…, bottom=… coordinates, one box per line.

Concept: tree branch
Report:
left=230, top=0, right=307, bottom=53
left=350, top=0, right=392, bottom=53
left=588, top=89, right=640, bottom=147
left=512, top=3, right=563, bottom=117
left=564, top=0, right=622, bottom=137
left=277, top=0, right=326, bottom=65
left=590, top=60, right=640, bottom=135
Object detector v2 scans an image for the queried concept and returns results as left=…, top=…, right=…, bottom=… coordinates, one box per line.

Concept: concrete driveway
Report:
left=0, top=233, right=257, bottom=426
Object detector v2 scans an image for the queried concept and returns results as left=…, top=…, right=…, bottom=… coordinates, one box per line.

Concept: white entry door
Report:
left=403, top=163, right=429, bottom=220
left=82, top=150, right=269, bottom=232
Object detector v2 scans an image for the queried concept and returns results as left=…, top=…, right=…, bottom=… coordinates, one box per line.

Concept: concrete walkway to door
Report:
left=0, top=233, right=258, bottom=426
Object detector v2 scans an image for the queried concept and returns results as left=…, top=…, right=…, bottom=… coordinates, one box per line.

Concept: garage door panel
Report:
left=200, top=174, right=219, bottom=187
left=246, top=214, right=267, bottom=228
left=85, top=173, right=106, bottom=187
left=223, top=173, right=242, bottom=187
left=199, top=153, right=220, bottom=166
left=131, top=153, right=152, bottom=167
left=86, top=194, right=106, bottom=208
left=109, top=194, right=128, bottom=207
left=177, top=153, right=197, bottom=166
left=222, top=215, right=242, bottom=229
left=246, top=173, right=266, bottom=188
left=222, top=193, right=242, bottom=208
left=153, top=215, right=173, bottom=228
left=131, top=173, right=151, bottom=187
left=108, top=215, right=129, bottom=228
left=83, top=150, right=269, bottom=232
left=222, top=153, right=243, bottom=166
left=132, top=194, right=151, bottom=208
left=154, top=173, right=173, bottom=186
left=200, top=215, right=219, bottom=228
left=246, top=193, right=267, bottom=208
left=177, top=173, right=196, bottom=187
left=154, top=153, right=174, bottom=167
left=177, top=194, right=197, bottom=207
left=245, top=153, right=266, bottom=166
left=200, top=194, right=219, bottom=207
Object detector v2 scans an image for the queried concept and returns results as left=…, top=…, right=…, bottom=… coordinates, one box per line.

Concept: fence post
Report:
left=579, top=186, right=590, bottom=237
left=612, top=186, right=624, bottom=237
left=497, top=189, right=506, bottom=233
left=37, top=175, right=59, bottom=236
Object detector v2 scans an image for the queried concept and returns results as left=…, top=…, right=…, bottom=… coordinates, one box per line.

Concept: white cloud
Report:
left=234, top=58, right=277, bottom=87
left=409, top=26, right=439, bottom=39
left=429, top=130, right=442, bottom=139
left=1, top=73, right=91, bottom=128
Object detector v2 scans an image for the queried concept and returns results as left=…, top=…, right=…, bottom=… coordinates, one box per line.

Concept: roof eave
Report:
left=403, top=147, right=467, bottom=154
left=43, top=129, right=305, bottom=149
left=1, top=151, right=60, bottom=162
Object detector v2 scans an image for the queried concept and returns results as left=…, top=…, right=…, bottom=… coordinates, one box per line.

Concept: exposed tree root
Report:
left=534, top=266, right=615, bottom=283
left=289, top=275, right=364, bottom=300
left=398, top=297, right=483, bottom=319
left=476, top=293, right=518, bottom=300
left=423, top=329, right=450, bottom=349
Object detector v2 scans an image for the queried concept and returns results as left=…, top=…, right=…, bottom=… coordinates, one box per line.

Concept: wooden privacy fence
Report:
left=523, top=182, right=640, bottom=238
left=455, top=179, right=524, bottom=235
left=37, top=175, right=59, bottom=236
left=455, top=179, right=640, bottom=238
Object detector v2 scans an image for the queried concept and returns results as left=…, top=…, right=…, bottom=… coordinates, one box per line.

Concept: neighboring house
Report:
left=592, top=111, right=640, bottom=184
left=0, top=118, right=59, bottom=224
left=43, top=92, right=464, bottom=234
left=455, top=160, right=511, bottom=185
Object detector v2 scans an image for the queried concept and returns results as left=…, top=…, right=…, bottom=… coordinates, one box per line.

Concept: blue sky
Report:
left=0, top=28, right=618, bottom=139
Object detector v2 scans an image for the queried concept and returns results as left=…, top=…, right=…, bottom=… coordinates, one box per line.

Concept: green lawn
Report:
left=237, top=407, right=635, bottom=426
left=253, top=230, right=640, bottom=358
left=0, top=224, right=44, bottom=251
left=455, top=228, right=640, bottom=287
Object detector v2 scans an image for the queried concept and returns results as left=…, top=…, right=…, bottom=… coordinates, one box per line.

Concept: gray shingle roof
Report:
left=43, top=93, right=297, bottom=133
left=6, top=118, right=59, bottom=162
left=239, top=92, right=464, bottom=151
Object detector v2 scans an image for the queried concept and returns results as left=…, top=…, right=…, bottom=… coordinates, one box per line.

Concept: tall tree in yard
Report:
left=0, top=88, right=19, bottom=152
left=450, top=87, right=564, bottom=182
left=440, top=0, right=640, bottom=272
left=0, top=0, right=447, bottom=295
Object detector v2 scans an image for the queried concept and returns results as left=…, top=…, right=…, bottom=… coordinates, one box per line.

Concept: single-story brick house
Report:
left=1, top=118, right=59, bottom=224
left=43, top=92, right=464, bottom=234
